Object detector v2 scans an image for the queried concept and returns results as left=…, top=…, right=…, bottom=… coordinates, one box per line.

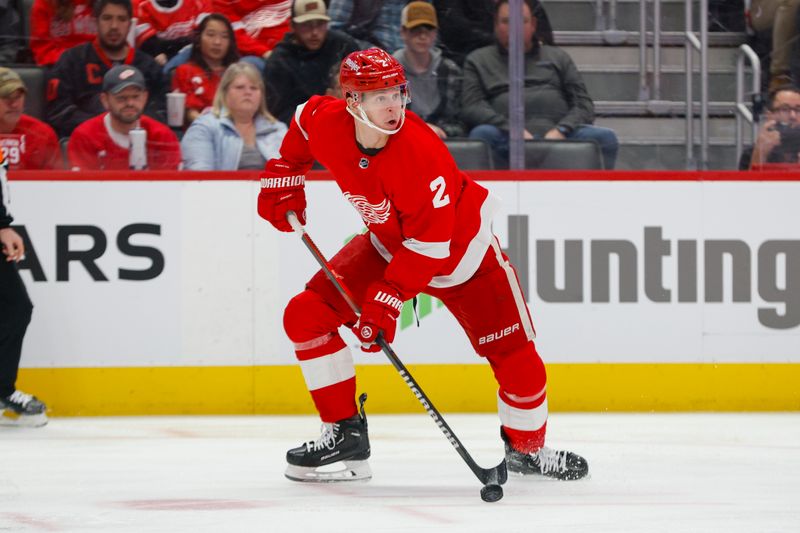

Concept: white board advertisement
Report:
left=9, top=178, right=799, bottom=368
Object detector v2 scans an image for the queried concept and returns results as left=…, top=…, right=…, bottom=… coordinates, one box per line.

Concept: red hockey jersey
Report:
left=0, top=115, right=63, bottom=170
left=275, top=96, right=500, bottom=298
left=213, top=0, right=291, bottom=57
left=67, top=114, right=181, bottom=170
left=135, top=0, right=210, bottom=48
left=171, top=61, right=221, bottom=113
left=30, top=0, right=97, bottom=66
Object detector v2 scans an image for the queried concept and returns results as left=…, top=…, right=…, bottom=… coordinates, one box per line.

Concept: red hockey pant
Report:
left=283, top=233, right=549, bottom=451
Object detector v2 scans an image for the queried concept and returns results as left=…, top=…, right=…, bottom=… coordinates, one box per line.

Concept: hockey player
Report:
left=257, top=48, right=588, bottom=483
left=0, top=151, right=47, bottom=427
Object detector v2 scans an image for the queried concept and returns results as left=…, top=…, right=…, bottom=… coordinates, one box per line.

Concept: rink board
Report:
left=7, top=170, right=800, bottom=414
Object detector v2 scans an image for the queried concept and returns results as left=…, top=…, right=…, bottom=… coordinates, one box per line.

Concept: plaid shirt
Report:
left=328, top=0, right=414, bottom=53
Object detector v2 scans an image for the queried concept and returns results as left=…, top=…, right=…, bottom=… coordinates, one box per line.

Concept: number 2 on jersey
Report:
left=429, top=176, right=450, bottom=208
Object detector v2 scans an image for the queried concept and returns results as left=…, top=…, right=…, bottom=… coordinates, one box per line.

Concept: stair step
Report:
left=595, top=116, right=740, bottom=142
left=581, top=70, right=737, bottom=101
left=544, top=0, right=742, bottom=33
left=553, top=30, right=746, bottom=47
left=563, top=45, right=741, bottom=68
left=616, top=144, right=739, bottom=170
left=594, top=100, right=739, bottom=116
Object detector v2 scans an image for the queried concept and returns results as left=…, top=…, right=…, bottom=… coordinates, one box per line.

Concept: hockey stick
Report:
left=286, top=211, right=507, bottom=500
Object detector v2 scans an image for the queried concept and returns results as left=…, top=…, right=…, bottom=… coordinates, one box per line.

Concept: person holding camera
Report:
left=750, top=86, right=800, bottom=168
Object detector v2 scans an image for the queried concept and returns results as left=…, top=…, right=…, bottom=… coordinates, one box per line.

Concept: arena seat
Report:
left=12, top=66, right=46, bottom=120
left=524, top=140, right=604, bottom=170
left=444, top=138, right=495, bottom=170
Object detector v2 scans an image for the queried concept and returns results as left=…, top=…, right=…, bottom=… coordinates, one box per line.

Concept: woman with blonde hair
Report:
left=181, top=62, right=287, bottom=170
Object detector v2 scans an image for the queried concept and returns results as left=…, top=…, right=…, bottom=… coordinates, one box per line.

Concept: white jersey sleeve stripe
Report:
left=402, top=238, right=451, bottom=259
left=294, top=101, right=310, bottom=140
left=299, top=346, right=355, bottom=391
left=429, top=191, right=501, bottom=288
left=498, top=393, right=548, bottom=432
left=368, top=191, right=502, bottom=289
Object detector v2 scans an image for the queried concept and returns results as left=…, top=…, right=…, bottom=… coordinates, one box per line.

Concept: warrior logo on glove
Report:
left=354, top=283, right=404, bottom=352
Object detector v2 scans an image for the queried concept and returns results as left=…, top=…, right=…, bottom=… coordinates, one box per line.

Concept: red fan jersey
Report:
left=30, top=0, right=97, bottom=66
left=0, top=115, right=63, bottom=170
left=135, top=0, right=210, bottom=48
left=67, top=114, right=181, bottom=170
left=171, top=61, right=221, bottom=113
left=213, top=0, right=291, bottom=57
left=274, top=95, right=500, bottom=298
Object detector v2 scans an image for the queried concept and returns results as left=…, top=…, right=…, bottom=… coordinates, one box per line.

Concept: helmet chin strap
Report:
left=346, top=102, right=406, bottom=136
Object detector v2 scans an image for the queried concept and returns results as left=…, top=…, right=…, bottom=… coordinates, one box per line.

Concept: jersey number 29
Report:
left=430, top=176, right=450, bottom=208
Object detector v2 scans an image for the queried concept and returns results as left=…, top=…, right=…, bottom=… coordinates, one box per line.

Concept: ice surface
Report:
left=1, top=413, right=799, bottom=532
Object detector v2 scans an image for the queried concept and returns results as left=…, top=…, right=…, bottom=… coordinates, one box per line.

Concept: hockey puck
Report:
left=480, top=484, right=503, bottom=503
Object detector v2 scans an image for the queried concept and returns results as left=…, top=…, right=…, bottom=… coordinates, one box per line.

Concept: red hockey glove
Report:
left=353, top=281, right=404, bottom=353
left=257, top=160, right=306, bottom=232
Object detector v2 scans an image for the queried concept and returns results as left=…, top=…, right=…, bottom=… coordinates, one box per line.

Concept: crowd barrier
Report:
left=8, top=169, right=800, bottom=415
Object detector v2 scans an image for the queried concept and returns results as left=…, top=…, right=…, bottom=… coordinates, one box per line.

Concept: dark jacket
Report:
left=393, top=47, right=466, bottom=137
left=46, top=40, right=167, bottom=137
left=263, top=29, right=359, bottom=125
left=460, top=42, right=594, bottom=135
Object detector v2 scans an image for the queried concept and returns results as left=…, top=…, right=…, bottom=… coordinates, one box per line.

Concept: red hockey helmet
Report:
left=339, top=48, right=407, bottom=96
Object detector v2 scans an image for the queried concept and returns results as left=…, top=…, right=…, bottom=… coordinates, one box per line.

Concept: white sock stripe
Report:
left=497, top=392, right=548, bottom=431
left=293, top=333, right=335, bottom=352
left=299, top=347, right=356, bottom=391
left=504, top=387, right=547, bottom=404
left=490, top=238, right=536, bottom=340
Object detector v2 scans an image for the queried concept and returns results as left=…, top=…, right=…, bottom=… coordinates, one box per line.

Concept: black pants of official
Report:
left=0, top=258, right=33, bottom=398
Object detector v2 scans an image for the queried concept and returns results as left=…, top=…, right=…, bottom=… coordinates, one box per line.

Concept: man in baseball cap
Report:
left=392, top=2, right=466, bottom=139
left=0, top=67, right=62, bottom=170
left=292, top=0, right=331, bottom=24
left=102, top=65, right=147, bottom=94
left=0, top=68, right=26, bottom=98
left=67, top=64, right=180, bottom=170
left=263, top=0, right=359, bottom=124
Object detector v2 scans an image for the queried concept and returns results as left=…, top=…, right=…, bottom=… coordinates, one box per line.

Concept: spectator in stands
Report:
left=67, top=65, right=181, bottom=170
left=181, top=62, right=287, bottom=170
left=212, top=0, right=291, bottom=69
left=30, top=0, right=97, bottom=66
left=750, top=86, right=800, bottom=168
left=263, top=0, right=359, bottom=125
left=461, top=0, right=618, bottom=169
left=325, top=63, right=343, bottom=99
left=46, top=0, right=167, bottom=138
left=0, top=0, right=24, bottom=63
left=434, top=0, right=553, bottom=66
left=135, top=0, right=211, bottom=68
left=327, top=0, right=407, bottom=53
left=0, top=68, right=63, bottom=170
left=172, top=13, right=239, bottom=126
left=749, top=0, right=800, bottom=92
left=393, top=2, right=465, bottom=139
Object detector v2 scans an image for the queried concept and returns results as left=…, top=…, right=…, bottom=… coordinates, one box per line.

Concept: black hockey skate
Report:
left=501, top=428, right=588, bottom=480
left=285, top=393, right=371, bottom=482
left=0, top=390, right=48, bottom=427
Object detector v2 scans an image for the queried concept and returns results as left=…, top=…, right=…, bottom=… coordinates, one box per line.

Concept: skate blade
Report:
left=285, top=460, right=372, bottom=483
left=0, top=410, right=48, bottom=428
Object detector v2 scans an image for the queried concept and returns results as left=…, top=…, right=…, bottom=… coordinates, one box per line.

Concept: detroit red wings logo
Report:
left=343, top=192, right=391, bottom=225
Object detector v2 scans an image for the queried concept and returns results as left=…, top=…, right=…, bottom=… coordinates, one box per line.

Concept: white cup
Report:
left=167, top=91, right=186, bottom=128
left=129, top=128, right=148, bottom=170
